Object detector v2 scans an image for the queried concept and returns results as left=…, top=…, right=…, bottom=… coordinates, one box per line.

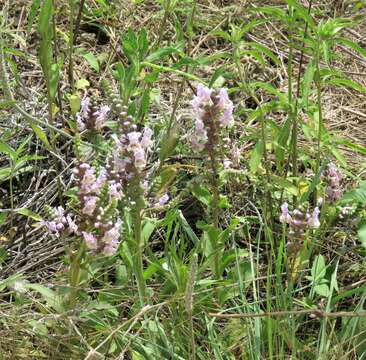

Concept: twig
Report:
left=209, top=309, right=366, bottom=319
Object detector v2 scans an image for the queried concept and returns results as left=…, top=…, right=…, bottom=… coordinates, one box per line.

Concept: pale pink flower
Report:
left=82, top=232, right=98, bottom=250
left=134, top=148, right=146, bottom=170
left=141, top=127, right=153, bottom=148
left=66, top=215, right=78, bottom=234
left=308, top=207, right=320, bottom=228
left=127, top=132, right=142, bottom=150
left=279, top=202, right=292, bottom=224
left=93, top=167, right=107, bottom=191
left=109, top=182, right=122, bottom=201
left=94, top=105, right=110, bottom=130
left=158, top=193, right=169, bottom=206
left=82, top=196, right=97, bottom=216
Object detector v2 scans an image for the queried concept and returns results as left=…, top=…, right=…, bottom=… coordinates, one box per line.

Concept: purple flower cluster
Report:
left=40, top=206, right=78, bottom=237
left=321, top=163, right=343, bottom=202
left=111, top=116, right=153, bottom=186
left=40, top=162, right=123, bottom=256
left=155, top=193, right=169, bottom=207
left=73, top=163, right=123, bottom=255
left=191, top=84, right=234, bottom=152
left=280, top=202, right=320, bottom=239
left=77, top=97, right=110, bottom=132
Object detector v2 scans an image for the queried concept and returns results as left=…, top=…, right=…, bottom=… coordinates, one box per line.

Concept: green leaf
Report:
left=248, top=42, right=280, bottom=65
left=311, top=254, right=327, bottom=281
left=270, top=175, right=299, bottom=196
left=145, top=43, right=183, bottom=63
left=37, top=0, right=53, bottom=35
left=16, top=208, right=42, bottom=221
left=314, top=283, right=330, bottom=297
left=25, top=283, right=63, bottom=312
left=249, top=140, right=264, bottom=174
left=191, top=182, right=212, bottom=206
left=30, top=123, right=52, bottom=151
left=177, top=211, right=199, bottom=245
left=358, top=225, right=366, bottom=249
left=0, top=100, right=17, bottom=110
left=341, top=182, right=366, bottom=204
left=252, top=6, right=287, bottom=20
left=69, top=94, right=81, bottom=115
left=138, top=89, right=150, bottom=118
left=27, top=0, right=41, bottom=32
left=0, top=140, right=16, bottom=160
left=82, top=52, right=99, bottom=72
left=302, top=61, right=315, bottom=108
left=334, top=37, right=366, bottom=60
left=159, top=123, right=179, bottom=162
left=49, top=63, right=60, bottom=100
left=327, top=78, right=366, bottom=93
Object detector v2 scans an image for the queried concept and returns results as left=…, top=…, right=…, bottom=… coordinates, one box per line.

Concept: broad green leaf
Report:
left=25, top=283, right=63, bottom=312
left=341, top=182, right=366, bottom=204
left=249, top=140, right=264, bottom=174
left=145, top=44, right=183, bottom=63
left=311, top=254, right=326, bottom=281
left=37, top=0, right=53, bottom=35
left=327, top=78, right=366, bottom=93
left=16, top=208, right=42, bottom=221
left=30, top=123, right=52, bottom=151
left=314, top=283, right=330, bottom=297
left=191, top=182, right=212, bottom=206
left=0, top=140, right=16, bottom=160
left=82, top=52, right=99, bottom=72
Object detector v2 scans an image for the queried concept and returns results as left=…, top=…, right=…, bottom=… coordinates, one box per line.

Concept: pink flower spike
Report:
left=66, top=215, right=78, bottom=234
left=82, top=196, right=97, bottom=216
left=134, top=148, right=146, bottom=170
left=158, top=193, right=169, bottom=206
left=80, top=97, right=90, bottom=117
left=308, top=207, right=320, bottom=228
left=127, top=131, right=142, bottom=147
left=41, top=220, right=58, bottom=233
left=279, top=202, right=292, bottom=224
left=109, top=183, right=122, bottom=201
left=93, top=167, right=107, bottom=191
left=196, top=84, right=212, bottom=102
left=141, top=127, right=153, bottom=148
left=95, top=105, right=110, bottom=130
left=82, top=232, right=98, bottom=250
left=217, top=88, right=230, bottom=109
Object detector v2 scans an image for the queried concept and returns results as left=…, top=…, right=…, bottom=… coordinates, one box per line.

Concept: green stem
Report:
left=68, top=0, right=75, bottom=91
left=132, top=180, right=147, bottom=305
left=9, top=162, right=14, bottom=227
left=314, top=43, right=323, bottom=202
left=208, top=149, right=220, bottom=279
left=68, top=240, right=86, bottom=308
